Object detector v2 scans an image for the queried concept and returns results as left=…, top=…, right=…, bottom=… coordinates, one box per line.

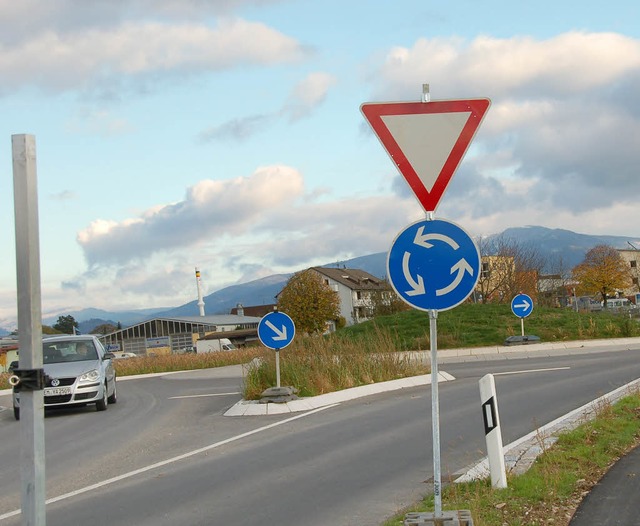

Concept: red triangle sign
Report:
left=361, top=98, right=491, bottom=213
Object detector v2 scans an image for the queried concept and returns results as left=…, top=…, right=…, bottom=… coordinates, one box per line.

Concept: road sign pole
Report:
left=12, top=134, right=46, bottom=526
left=429, top=308, right=442, bottom=517
left=275, top=350, right=281, bottom=388
left=521, top=318, right=525, bottom=337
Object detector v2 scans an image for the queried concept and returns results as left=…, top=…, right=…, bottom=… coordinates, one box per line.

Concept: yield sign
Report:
left=361, top=98, right=490, bottom=212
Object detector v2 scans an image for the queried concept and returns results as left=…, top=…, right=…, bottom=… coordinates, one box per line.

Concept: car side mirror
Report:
left=9, top=360, right=19, bottom=372
left=103, top=352, right=116, bottom=360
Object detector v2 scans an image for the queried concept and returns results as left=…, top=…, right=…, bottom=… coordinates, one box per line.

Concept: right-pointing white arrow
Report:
left=265, top=320, right=287, bottom=341
left=514, top=300, right=531, bottom=310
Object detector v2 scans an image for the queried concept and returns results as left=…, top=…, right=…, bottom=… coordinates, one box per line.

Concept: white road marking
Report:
left=0, top=404, right=339, bottom=521
left=493, top=366, right=570, bottom=376
left=168, top=392, right=241, bottom=399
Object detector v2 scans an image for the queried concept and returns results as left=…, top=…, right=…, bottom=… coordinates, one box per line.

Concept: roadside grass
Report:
left=242, top=327, right=428, bottom=399
left=383, top=391, right=640, bottom=526
left=0, top=348, right=263, bottom=390
left=109, top=347, right=263, bottom=377
left=341, top=303, right=640, bottom=350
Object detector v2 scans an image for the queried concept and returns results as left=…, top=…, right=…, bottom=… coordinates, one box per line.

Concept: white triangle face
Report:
left=381, top=112, right=471, bottom=191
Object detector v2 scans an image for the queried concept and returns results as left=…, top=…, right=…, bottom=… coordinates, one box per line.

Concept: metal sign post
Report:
left=258, top=311, right=295, bottom=394
left=429, top=309, right=442, bottom=516
left=387, top=217, right=481, bottom=521
left=12, top=134, right=46, bottom=526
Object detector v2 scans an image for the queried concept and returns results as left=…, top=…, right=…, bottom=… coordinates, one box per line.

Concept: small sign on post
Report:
left=511, top=293, right=534, bottom=337
left=257, top=311, right=297, bottom=402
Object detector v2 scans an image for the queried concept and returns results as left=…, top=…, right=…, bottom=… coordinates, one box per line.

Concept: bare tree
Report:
left=475, top=234, right=546, bottom=304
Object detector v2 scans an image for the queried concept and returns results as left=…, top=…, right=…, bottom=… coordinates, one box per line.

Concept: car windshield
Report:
left=43, top=341, right=99, bottom=363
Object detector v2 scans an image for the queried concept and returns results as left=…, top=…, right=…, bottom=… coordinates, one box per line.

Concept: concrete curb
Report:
left=223, top=371, right=456, bottom=416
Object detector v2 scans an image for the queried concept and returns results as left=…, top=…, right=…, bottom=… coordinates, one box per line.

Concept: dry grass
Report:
left=243, top=327, right=429, bottom=399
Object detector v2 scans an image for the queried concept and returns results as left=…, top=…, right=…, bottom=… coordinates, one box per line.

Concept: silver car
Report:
left=12, top=335, right=117, bottom=420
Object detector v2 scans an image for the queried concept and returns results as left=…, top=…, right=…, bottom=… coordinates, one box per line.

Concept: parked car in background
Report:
left=12, top=335, right=117, bottom=420
left=111, top=351, right=138, bottom=359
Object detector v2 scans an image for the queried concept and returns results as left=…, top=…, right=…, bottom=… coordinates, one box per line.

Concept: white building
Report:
left=310, top=267, right=390, bottom=327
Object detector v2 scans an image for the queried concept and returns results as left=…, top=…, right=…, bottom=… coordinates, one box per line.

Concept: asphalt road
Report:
left=0, top=345, right=639, bottom=525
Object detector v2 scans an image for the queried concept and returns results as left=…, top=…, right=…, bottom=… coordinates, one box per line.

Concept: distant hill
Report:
left=492, top=226, right=640, bottom=270
left=4, top=226, right=640, bottom=333
left=156, top=273, right=291, bottom=318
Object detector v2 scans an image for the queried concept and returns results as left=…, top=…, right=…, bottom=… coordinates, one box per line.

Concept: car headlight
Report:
left=78, top=369, right=101, bottom=383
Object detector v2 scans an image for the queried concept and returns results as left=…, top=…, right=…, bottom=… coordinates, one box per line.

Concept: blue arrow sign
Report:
left=387, top=218, right=480, bottom=311
left=511, top=293, right=534, bottom=318
left=258, top=311, right=296, bottom=350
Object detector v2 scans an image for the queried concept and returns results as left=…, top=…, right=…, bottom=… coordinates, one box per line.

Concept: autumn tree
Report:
left=572, top=245, right=630, bottom=307
left=52, top=315, right=78, bottom=334
left=277, top=269, right=340, bottom=334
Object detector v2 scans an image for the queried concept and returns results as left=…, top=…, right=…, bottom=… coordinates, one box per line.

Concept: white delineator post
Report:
left=479, top=374, right=507, bottom=488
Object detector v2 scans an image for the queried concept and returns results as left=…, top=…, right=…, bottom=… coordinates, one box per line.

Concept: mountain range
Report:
left=2, top=225, right=639, bottom=335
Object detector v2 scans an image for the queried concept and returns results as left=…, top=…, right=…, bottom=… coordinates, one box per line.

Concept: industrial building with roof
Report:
left=99, top=313, right=261, bottom=356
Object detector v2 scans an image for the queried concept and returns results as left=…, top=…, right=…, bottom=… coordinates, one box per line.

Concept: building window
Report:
left=481, top=262, right=490, bottom=279
left=633, top=277, right=639, bottom=285
left=356, top=291, right=362, bottom=300
left=631, top=260, right=637, bottom=268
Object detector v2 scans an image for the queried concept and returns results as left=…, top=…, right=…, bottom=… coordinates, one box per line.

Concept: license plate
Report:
left=44, top=386, right=72, bottom=396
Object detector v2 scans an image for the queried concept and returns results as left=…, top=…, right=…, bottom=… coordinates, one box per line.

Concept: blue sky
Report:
left=1, top=0, right=640, bottom=328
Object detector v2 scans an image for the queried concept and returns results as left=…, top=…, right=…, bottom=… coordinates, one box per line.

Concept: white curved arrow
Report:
left=514, top=299, right=531, bottom=310
left=436, top=258, right=474, bottom=296
left=265, top=320, right=287, bottom=341
left=402, top=251, right=425, bottom=296
left=413, top=227, right=459, bottom=250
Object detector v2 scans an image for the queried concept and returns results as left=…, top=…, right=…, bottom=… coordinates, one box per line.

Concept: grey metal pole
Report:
left=12, top=134, right=46, bottom=525
left=275, top=350, right=281, bottom=388
left=429, top=308, right=442, bottom=517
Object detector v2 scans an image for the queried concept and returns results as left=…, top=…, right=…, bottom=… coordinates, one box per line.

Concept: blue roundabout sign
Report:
left=387, top=218, right=480, bottom=312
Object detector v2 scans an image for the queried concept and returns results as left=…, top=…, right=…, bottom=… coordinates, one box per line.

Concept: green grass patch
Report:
left=383, top=392, right=640, bottom=526
left=340, top=303, right=640, bottom=350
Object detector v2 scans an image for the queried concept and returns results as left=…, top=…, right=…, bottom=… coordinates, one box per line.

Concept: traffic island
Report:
left=404, top=509, right=473, bottom=525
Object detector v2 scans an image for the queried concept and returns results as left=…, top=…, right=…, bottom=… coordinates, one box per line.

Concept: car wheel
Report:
left=13, top=407, right=19, bottom=421
left=96, top=383, right=108, bottom=411
left=107, top=379, right=117, bottom=404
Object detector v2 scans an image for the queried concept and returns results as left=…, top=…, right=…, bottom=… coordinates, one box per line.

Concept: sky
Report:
left=1, top=0, right=640, bottom=329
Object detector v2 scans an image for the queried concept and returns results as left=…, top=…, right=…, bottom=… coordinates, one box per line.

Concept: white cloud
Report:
left=367, top=32, right=640, bottom=214
left=282, top=71, right=337, bottom=122
left=0, top=18, right=307, bottom=95
left=200, top=70, right=335, bottom=141
left=77, top=165, right=306, bottom=266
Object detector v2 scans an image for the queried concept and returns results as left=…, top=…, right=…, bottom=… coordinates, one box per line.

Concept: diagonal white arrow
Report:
left=514, top=300, right=531, bottom=310
left=436, top=258, right=474, bottom=296
left=402, top=251, right=425, bottom=296
left=413, top=227, right=459, bottom=249
left=265, top=320, right=287, bottom=341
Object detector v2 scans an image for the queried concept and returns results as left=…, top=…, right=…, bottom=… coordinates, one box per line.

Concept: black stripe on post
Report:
left=482, top=396, right=497, bottom=435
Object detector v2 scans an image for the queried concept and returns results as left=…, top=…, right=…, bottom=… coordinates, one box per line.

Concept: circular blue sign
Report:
left=258, top=311, right=296, bottom=350
left=511, top=294, right=534, bottom=318
left=387, top=218, right=480, bottom=312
